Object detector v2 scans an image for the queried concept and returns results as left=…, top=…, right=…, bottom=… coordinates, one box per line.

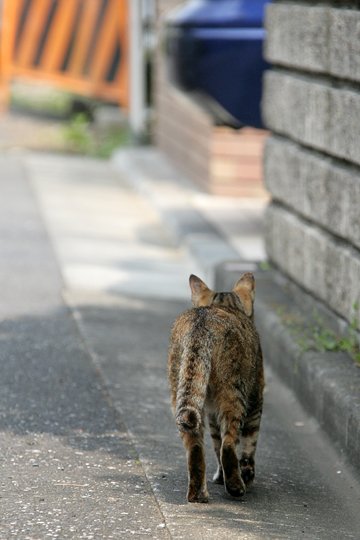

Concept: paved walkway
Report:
left=1, top=149, right=359, bottom=539
left=26, top=152, right=201, bottom=300
left=23, top=148, right=267, bottom=298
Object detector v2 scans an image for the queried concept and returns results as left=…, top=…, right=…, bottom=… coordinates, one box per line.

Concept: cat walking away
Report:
left=168, top=273, right=264, bottom=503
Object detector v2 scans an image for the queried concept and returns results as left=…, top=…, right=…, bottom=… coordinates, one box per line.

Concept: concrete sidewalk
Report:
left=1, top=148, right=360, bottom=539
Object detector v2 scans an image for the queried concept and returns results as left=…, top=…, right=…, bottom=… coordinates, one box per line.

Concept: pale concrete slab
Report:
left=24, top=152, right=201, bottom=300
left=112, top=147, right=267, bottom=280
left=192, top=195, right=266, bottom=262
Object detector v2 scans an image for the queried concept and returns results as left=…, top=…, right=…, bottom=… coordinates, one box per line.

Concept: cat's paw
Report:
left=222, top=445, right=246, bottom=498
left=224, top=478, right=246, bottom=499
left=240, top=457, right=255, bottom=487
left=187, top=488, right=209, bottom=503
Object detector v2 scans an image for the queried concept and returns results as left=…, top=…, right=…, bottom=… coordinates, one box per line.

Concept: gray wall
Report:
left=263, top=1, right=360, bottom=329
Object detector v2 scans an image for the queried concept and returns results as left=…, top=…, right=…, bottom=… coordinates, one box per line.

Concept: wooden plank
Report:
left=15, top=0, right=52, bottom=67
left=40, top=0, right=79, bottom=72
left=90, top=0, right=119, bottom=82
left=0, top=0, right=24, bottom=107
left=117, top=0, right=129, bottom=107
left=10, top=65, right=121, bottom=102
left=6, top=0, right=26, bottom=58
left=68, top=0, right=99, bottom=76
left=2, top=0, right=129, bottom=107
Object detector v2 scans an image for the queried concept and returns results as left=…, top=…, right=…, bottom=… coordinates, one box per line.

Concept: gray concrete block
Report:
left=265, top=4, right=360, bottom=83
left=324, top=241, right=354, bottom=320
left=303, top=224, right=328, bottom=303
left=265, top=205, right=307, bottom=293
left=264, top=138, right=305, bottom=214
left=264, top=205, right=287, bottom=273
left=265, top=3, right=329, bottom=73
left=324, top=166, right=351, bottom=243
left=328, top=88, right=360, bottom=166
left=348, top=177, right=360, bottom=250
left=264, top=138, right=360, bottom=250
left=263, top=71, right=360, bottom=167
left=350, top=255, right=360, bottom=325
left=329, top=8, right=360, bottom=82
left=262, top=71, right=331, bottom=152
left=265, top=204, right=360, bottom=328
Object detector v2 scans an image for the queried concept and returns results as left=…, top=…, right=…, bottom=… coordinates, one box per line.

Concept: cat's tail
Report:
left=175, top=344, right=211, bottom=434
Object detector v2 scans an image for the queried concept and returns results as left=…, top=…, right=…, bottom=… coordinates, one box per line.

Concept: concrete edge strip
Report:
left=64, top=291, right=172, bottom=537
left=255, top=295, right=360, bottom=473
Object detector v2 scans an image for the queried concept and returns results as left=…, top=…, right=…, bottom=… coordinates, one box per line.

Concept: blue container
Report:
left=165, top=0, right=270, bottom=129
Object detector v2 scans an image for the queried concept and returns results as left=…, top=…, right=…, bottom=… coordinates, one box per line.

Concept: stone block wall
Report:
left=263, top=1, right=360, bottom=329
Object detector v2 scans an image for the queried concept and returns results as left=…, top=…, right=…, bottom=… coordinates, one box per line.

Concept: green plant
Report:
left=337, top=302, right=360, bottom=363
left=62, top=113, right=131, bottom=158
left=259, top=260, right=271, bottom=271
left=63, top=113, right=94, bottom=154
left=11, top=85, right=72, bottom=117
left=94, top=128, right=131, bottom=158
left=312, top=326, right=339, bottom=352
left=275, top=303, right=360, bottom=365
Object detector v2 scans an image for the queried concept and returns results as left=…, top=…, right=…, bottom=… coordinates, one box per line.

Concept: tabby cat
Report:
left=168, top=273, right=264, bottom=503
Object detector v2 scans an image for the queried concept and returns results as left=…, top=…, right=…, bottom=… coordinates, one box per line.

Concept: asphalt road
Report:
left=0, top=156, right=168, bottom=539
left=1, top=152, right=360, bottom=539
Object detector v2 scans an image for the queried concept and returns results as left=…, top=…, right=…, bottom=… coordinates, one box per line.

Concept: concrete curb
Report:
left=216, top=262, right=360, bottom=473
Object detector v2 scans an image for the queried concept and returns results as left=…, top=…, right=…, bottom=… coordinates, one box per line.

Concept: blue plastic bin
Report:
left=165, top=0, right=270, bottom=128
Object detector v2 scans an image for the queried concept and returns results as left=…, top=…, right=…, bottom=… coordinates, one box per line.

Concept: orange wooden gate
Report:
left=0, top=0, right=129, bottom=108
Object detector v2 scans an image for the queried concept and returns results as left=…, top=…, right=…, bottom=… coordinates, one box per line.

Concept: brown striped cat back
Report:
left=168, top=273, right=264, bottom=503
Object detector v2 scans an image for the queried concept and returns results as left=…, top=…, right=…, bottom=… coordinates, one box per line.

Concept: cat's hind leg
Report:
left=219, top=402, right=246, bottom=498
left=240, top=399, right=263, bottom=488
left=208, top=412, right=223, bottom=484
left=181, top=425, right=209, bottom=503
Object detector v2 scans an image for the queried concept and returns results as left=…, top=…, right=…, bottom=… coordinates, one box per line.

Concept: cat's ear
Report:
left=189, top=274, right=214, bottom=307
left=233, top=272, right=255, bottom=317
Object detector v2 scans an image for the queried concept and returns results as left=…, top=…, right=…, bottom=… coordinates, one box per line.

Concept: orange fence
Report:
left=0, top=0, right=129, bottom=108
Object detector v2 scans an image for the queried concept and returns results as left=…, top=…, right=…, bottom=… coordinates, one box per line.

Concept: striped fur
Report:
left=168, top=273, right=264, bottom=503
